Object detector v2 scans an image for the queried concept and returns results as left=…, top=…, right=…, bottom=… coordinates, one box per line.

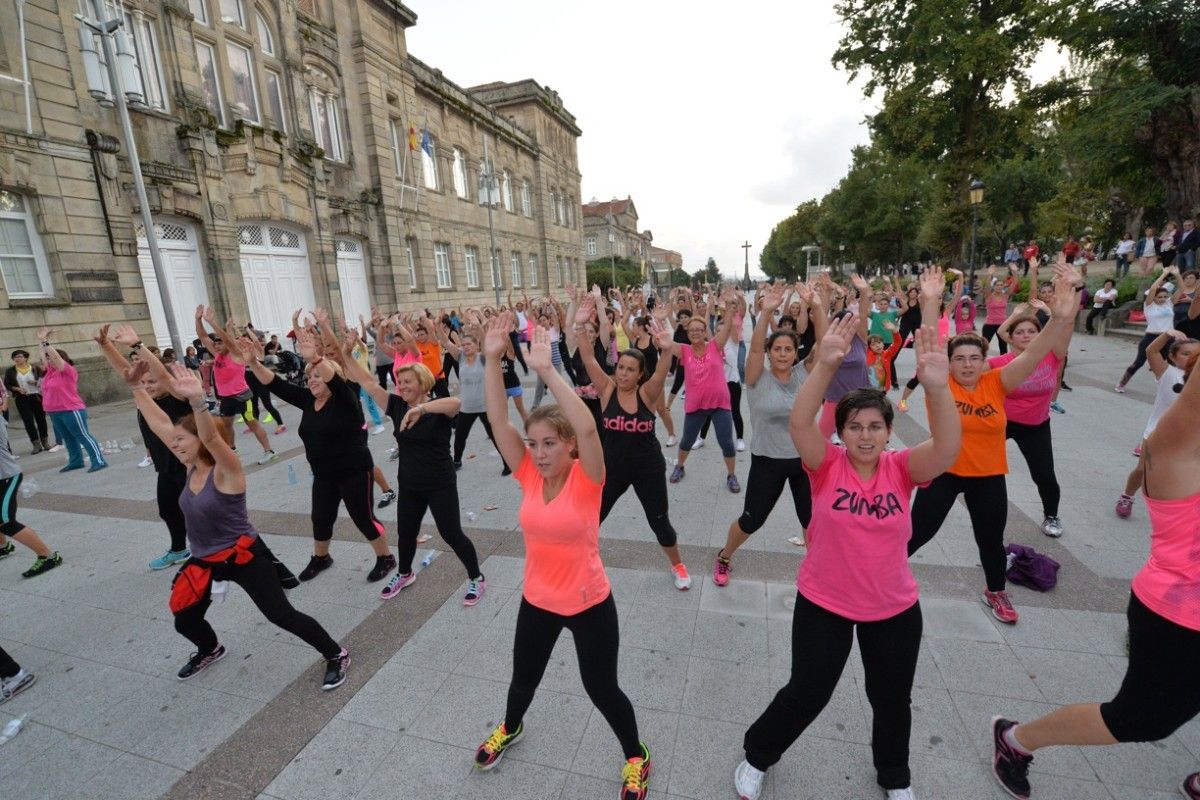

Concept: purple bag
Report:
left=1005, top=544, right=1059, bottom=591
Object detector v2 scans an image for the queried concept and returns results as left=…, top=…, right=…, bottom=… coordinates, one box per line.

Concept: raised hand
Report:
left=36, top=326, right=53, bottom=342
left=760, top=282, right=786, bottom=314
left=850, top=273, right=870, bottom=297
left=167, top=363, right=204, bottom=402
left=914, top=325, right=949, bottom=387
left=122, top=359, right=149, bottom=387
left=296, top=335, right=319, bottom=362
left=919, top=265, right=945, bottom=304
left=483, top=314, right=510, bottom=358
left=1051, top=277, right=1078, bottom=319
left=93, top=324, right=111, bottom=346
left=652, top=326, right=675, bottom=352
left=816, top=313, right=858, bottom=368
left=109, top=323, right=141, bottom=347
left=196, top=305, right=206, bottom=321
left=526, top=326, right=553, bottom=373
left=202, top=306, right=216, bottom=324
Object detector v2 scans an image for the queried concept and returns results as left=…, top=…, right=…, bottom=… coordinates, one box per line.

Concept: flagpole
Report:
left=483, top=135, right=500, bottom=307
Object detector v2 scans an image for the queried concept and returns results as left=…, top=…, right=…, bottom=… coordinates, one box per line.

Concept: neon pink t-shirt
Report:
left=39, top=362, right=85, bottom=412
left=212, top=353, right=249, bottom=397
left=681, top=339, right=731, bottom=413
left=987, top=351, right=1060, bottom=426
left=1134, top=491, right=1200, bottom=632
left=391, top=348, right=420, bottom=381
left=797, top=442, right=927, bottom=621
left=514, top=452, right=611, bottom=616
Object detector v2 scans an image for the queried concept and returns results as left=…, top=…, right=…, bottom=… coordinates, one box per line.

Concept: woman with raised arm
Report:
left=907, top=270, right=1079, bottom=625
left=341, top=332, right=485, bottom=605
left=128, top=362, right=349, bottom=689
left=236, top=332, right=395, bottom=584
left=980, top=265, right=1014, bottom=355
left=193, top=307, right=277, bottom=464
left=36, top=326, right=107, bottom=473
left=474, top=319, right=651, bottom=800
left=1115, top=266, right=1178, bottom=392
left=812, top=274, right=872, bottom=440
left=991, top=347, right=1200, bottom=800
left=442, top=326, right=508, bottom=473
left=733, top=317, right=961, bottom=800
left=578, top=314, right=691, bottom=590
left=0, top=406, right=62, bottom=578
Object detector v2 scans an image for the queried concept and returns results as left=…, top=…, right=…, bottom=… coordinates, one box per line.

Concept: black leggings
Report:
left=375, top=364, right=392, bottom=389
left=505, top=594, right=641, bottom=759
left=453, top=412, right=502, bottom=465
left=394, top=479, right=481, bottom=578
left=312, top=470, right=384, bottom=542
left=599, top=460, right=677, bottom=548
left=700, top=381, right=744, bottom=439
left=1121, top=332, right=1159, bottom=385
left=669, top=364, right=686, bottom=397
left=909, top=472, right=1009, bottom=591
left=508, top=331, right=528, bottom=373
left=1005, top=419, right=1060, bottom=518
left=173, top=540, right=340, bottom=659
left=157, top=471, right=188, bottom=552
left=744, top=593, right=922, bottom=790
left=738, top=455, right=812, bottom=533
left=1085, top=302, right=1113, bottom=333
left=981, top=324, right=1009, bottom=355
left=1100, top=592, right=1200, bottom=742
left=12, top=393, right=48, bottom=444
left=0, top=644, right=19, bottom=679
left=246, top=371, right=284, bottom=425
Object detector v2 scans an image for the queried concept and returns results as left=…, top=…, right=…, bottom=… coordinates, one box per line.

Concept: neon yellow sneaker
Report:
left=474, top=721, right=523, bottom=771
left=621, top=742, right=651, bottom=800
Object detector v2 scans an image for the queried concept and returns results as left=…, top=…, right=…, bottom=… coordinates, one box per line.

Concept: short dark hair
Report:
left=1003, top=315, right=1042, bottom=337
left=11, top=349, right=29, bottom=360
left=835, top=388, right=893, bottom=434
left=616, top=348, right=647, bottom=376
left=1103, top=279, right=1115, bottom=287
left=777, top=314, right=797, bottom=329
left=677, top=309, right=692, bottom=320
left=766, top=330, right=799, bottom=350
left=947, top=332, right=988, bottom=358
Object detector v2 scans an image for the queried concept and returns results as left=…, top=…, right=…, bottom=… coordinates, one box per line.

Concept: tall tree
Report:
left=760, top=200, right=823, bottom=279
left=693, top=257, right=721, bottom=285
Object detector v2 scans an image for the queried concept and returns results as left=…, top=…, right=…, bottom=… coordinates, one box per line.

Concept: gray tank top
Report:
left=458, top=355, right=486, bottom=414
left=178, top=468, right=258, bottom=557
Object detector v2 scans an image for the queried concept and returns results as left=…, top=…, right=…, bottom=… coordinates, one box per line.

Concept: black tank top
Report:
left=600, top=388, right=662, bottom=465
left=634, top=336, right=658, bottom=381
left=900, top=301, right=921, bottom=328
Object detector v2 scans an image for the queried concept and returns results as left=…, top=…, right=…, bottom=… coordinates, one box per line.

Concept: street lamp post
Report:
left=481, top=137, right=501, bottom=307
left=968, top=178, right=986, bottom=294
left=839, top=243, right=845, bottom=272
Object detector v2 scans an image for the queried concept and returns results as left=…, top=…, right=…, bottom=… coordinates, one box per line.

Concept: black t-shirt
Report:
left=138, top=394, right=191, bottom=480
left=268, top=374, right=372, bottom=478
left=570, top=338, right=612, bottom=388
left=386, top=394, right=455, bottom=488
left=501, top=354, right=520, bottom=389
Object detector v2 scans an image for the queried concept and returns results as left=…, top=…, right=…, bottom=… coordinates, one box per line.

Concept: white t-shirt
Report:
left=1116, top=239, right=1135, bottom=256
left=1144, top=364, right=1184, bottom=440
left=13, top=366, right=39, bottom=395
left=1144, top=300, right=1174, bottom=333
left=721, top=338, right=740, bottom=383
left=1093, top=287, right=1118, bottom=308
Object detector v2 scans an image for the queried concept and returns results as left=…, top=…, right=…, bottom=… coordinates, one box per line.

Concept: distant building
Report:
left=582, top=197, right=652, bottom=264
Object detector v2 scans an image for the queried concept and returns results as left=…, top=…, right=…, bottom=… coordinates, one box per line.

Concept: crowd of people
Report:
left=0, top=250, right=1196, bottom=800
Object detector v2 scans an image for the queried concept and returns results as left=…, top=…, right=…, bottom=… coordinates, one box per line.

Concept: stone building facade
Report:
left=0, top=0, right=583, bottom=400
left=581, top=197, right=651, bottom=264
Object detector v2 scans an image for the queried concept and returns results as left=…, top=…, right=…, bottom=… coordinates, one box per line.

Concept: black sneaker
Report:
left=298, top=554, right=333, bottom=582
left=501, top=464, right=512, bottom=476
left=1059, top=381, right=1073, bottom=392
left=368, top=554, right=397, bottom=582
left=0, top=542, right=14, bottom=559
left=991, top=716, right=1032, bottom=799
left=177, top=644, right=227, bottom=680
left=322, top=648, right=350, bottom=690
left=22, top=552, right=62, bottom=578
left=453, top=461, right=463, bottom=471
left=377, top=489, right=397, bottom=509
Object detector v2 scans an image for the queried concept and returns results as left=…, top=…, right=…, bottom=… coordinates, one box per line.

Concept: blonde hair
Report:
left=395, top=362, right=435, bottom=392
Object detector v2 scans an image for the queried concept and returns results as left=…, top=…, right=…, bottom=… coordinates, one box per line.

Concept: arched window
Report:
left=255, top=10, right=273, bottom=54
left=0, top=191, right=53, bottom=298
left=307, top=69, right=343, bottom=160
left=452, top=148, right=469, bottom=199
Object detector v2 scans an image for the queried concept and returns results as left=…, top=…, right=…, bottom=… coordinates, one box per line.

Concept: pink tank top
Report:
left=1134, top=491, right=1200, bottom=632
left=212, top=353, right=249, bottom=397
left=681, top=339, right=731, bottom=413
left=985, top=295, right=1008, bottom=325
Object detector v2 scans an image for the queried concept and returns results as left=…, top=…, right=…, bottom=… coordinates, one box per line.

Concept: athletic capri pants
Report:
left=738, top=454, right=812, bottom=533
left=158, top=471, right=189, bottom=553
left=680, top=408, right=735, bottom=457
left=908, top=472, right=1009, bottom=592
left=0, top=474, right=27, bottom=536
left=312, top=470, right=385, bottom=542
left=1100, top=592, right=1200, bottom=742
left=599, top=457, right=677, bottom=548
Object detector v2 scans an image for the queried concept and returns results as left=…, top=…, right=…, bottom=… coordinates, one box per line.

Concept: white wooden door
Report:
left=335, top=237, right=372, bottom=326
left=237, top=222, right=317, bottom=337
left=137, top=219, right=211, bottom=349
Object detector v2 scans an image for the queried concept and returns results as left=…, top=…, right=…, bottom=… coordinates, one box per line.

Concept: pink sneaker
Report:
left=982, top=590, right=1019, bottom=624
left=380, top=570, right=416, bottom=599
left=712, top=556, right=730, bottom=587
left=1132, top=445, right=1142, bottom=457
left=1115, top=495, right=1134, bottom=519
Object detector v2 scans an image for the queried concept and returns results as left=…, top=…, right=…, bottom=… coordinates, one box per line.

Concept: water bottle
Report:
left=287, top=463, right=298, bottom=485
left=465, top=511, right=478, bottom=522
left=19, top=479, right=38, bottom=499
left=211, top=580, right=228, bottom=604
left=420, top=550, right=438, bottom=569
left=0, top=714, right=25, bottom=745
left=119, top=437, right=135, bottom=451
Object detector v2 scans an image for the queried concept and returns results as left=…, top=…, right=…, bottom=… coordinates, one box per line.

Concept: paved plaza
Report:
left=0, top=333, right=1196, bottom=800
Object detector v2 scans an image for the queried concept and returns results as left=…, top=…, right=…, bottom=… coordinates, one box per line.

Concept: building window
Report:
left=434, top=243, right=452, bottom=288
left=218, top=0, right=244, bottom=28
left=511, top=252, right=521, bottom=287
left=555, top=255, right=563, bottom=287
left=225, top=42, right=259, bottom=123
left=452, top=148, right=469, bottom=199
left=122, top=13, right=169, bottom=111
left=308, top=75, right=343, bottom=161
left=194, top=41, right=224, bottom=126
left=501, top=171, right=513, bottom=212
left=421, top=135, right=439, bottom=190
left=464, top=246, right=480, bottom=288
left=558, top=194, right=567, bottom=228
left=527, top=254, right=538, bottom=288
left=0, top=191, right=53, bottom=299
left=586, top=236, right=596, bottom=257
left=550, top=191, right=559, bottom=225
left=490, top=249, right=502, bottom=288
left=255, top=11, right=274, bottom=54
left=405, top=240, right=417, bottom=288
left=189, top=0, right=209, bottom=25
left=521, top=180, right=532, bottom=217
left=264, top=69, right=285, bottom=132
left=388, top=120, right=403, bottom=177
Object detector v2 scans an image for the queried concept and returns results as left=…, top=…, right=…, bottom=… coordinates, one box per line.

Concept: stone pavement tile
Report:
left=634, top=567, right=703, bottom=610
left=666, top=713, right=758, bottom=799
left=949, top=691, right=1095, bottom=779
left=451, top=621, right=516, bottom=683
left=925, top=638, right=1043, bottom=701
left=0, top=648, right=126, bottom=726
left=569, top=705, right=677, bottom=783
left=77, top=613, right=190, bottom=681
left=478, top=554, right=526, bottom=589
left=680, top=656, right=771, bottom=726
left=1058, top=608, right=1130, bottom=656
left=395, top=609, right=489, bottom=674
left=768, top=668, right=873, bottom=746
left=606, top=566, right=648, bottom=607
left=616, top=646, right=689, bottom=713
left=207, top=633, right=325, bottom=703
left=619, top=602, right=697, bottom=656
left=1107, top=788, right=1192, bottom=800
left=0, top=725, right=123, bottom=799
left=1072, top=546, right=1148, bottom=581
left=0, top=720, right=63, bottom=781
left=907, top=752, right=997, bottom=799
left=1174, top=716, right=1200, bottom=760
left=555, top=773, right=625, bottom=800
left=1012, top=646, right=1124, bottom=706
left=287, top=597, right=375, bottom=641
left=698, top=576, right=766, bottom=619
left=992, top=603, right=1110, bottom=654
left=768, top=734, right=881, bottom=800
left=336, top=660, right=445, bottom=733
left=62, top=667, right=194, bottom=751
left=76, top=752, right=187, bottom=800
left=920, top=596, right=1005, bottom=643
left=407, top=672, right=511, bottom=750
left=764, top=581, right=798, bottom=622
left=455, top=755, right=568, bottom=800
left=765, top=617, right=792, bottom=672
left=690, top=610, right=768, bottom=665
left=1080, top=735, right=1197, bottom=795
left=262, top=718, right=396, bottom=800
left=908, top=687, right=980, bottom=763
left=127, top=684, right=264, bottom=769
left=352, top=736, right=469, bottom=800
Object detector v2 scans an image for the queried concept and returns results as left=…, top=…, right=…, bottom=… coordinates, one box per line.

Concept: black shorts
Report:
left=217, top=390, right=254, bottom=418
left=0, top=474, right=25, bottom=536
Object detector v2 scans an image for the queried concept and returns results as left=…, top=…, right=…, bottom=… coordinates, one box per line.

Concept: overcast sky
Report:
left=406, top=1, right=1064, bottom=279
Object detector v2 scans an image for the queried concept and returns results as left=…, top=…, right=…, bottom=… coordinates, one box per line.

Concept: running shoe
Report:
left=1182, top=772, right=1200, bottom=800
left=713, top=555, right=731, bottom=587
left=137, top=455, right=153, bottom=468
left=417, top=532, right=433, bottom=543
left=454, top=461, right=463, bottom=471
left=464, top=576, right=486, bottom=606
left=620, top=742, right=651, bottom=800
left=1049, top=401, right=1066, bottom=414
left=1133, top=445, right=1142, bottom=457
left=368, top=554, right=396, bottom=583
left=299, top=554, right=333, bottom=582
left=87, top=463, right=108, bottom=473
left=380, top=570, right=416, bottom=599
left=59, top=464, right=83, bottom=473
left=727, top=474, right=741, bottom=493
left=886, top=789, right=917, bottom=800
left=474, top=721, right=524, bottom=770
left=30, top=442, right=43, bottom=455
left=982, top=590, right=1019, bottom=624
left=1115, top=495, right=1134, bottom=519
left=1040, top=517, right=1063, bottom=538
left=21, top=552, right=62, bottom=579
left=256, top=450, right=278, bottom=465
left=669, top=465, right=685, bottom=483
left=1113, top=384, right=1126, bottom=394
left=48, top=444, right=64, bottom=453
left=322, top=647, right=350, bottom=690
left=149, top=549, right=191, bottom=570
left=898, top=400, right=909, bottom=412
left=177, top=644, right=227, bottom=680
left=0, top=668, right=36, bottom=704
left=990, top=716, right=1032, bottom=799
left=665, top=435, right=677, bottom=447
left=275, top=425, right=288, bottom=435
left=0, top=542, right=14, bottom=559
left=736, top=438, right=746, bottom=452
left=387, top=447, right=400, bottom=461
left=501, top=464, right=512, bottom=476
left=692, top=436, right=705, bottom=449
left=733, top=759, right=764, bottom=800
left=672, top=562, right=692, bottom=590
left=370, top=424, right=386, bottom=435
left=1059, top=381, right=1073, bottom=392
left=377, top=489, right=397, bottom=509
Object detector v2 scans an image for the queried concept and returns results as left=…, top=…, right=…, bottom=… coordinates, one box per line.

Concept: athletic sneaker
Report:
left=387, top=447, right=400, bottom=461
left=322, top=647, right=350, bottom=690
left=380, top=570, right=416, bottom=599
left=1059, top=381, right=1073, bottom=392
left=1133, top=444, right=1143, bottom=457
left=368, top=554, right=396, bottom=582
left=1040, top=516, right=1063, bottom=538
left=982, top=590, right=1019, bottom=624
left=22, top=552, right=62, bottom=578
left=137, top=455, right=154, bottom=468
left=692, top=436, right=705, bottom=449
left=898, top=400, right=909, bottom=412
left=177, top=644, right=227, bottom=680
left=733, top=759, right=765, bottom=800
left=0, top=542, right=14, bottom=559
left=275, top=425, right=288, bottom=435
left=87, top=463, right=108, bottom=473
left=0, top=669, right=36, bottom=704
left=149, top=549, right=191, bottom=570
left=887, top=789, right=917, bottom=800
left=474, top=721, right=524, bottom=770
left=990, top=716, right=1032, bottom=799
left=727, top=474, right=741, bottom=493
left=1114, top=384, right=1126, bottom=393
left=672, top=562, right=692, bottom=590
left=665, top=435, right=677, bottom=447
left=48, top=444, right=64, bottom=453
left=620, top=742, right=651, bottom=800
left=377, top=489, right=397, bottom=509
left=299, top=554, right=333, bottom=581
left=454, top=461, right=463, bottom=471
left=713, top=555, right=731, bottom=587
left=1115, top=494, right=1134, bottom=519
left=464, top=576, right=486, bottom=606
left=736, top=438, right=746, bottom=452
left=669, top=465, right=685, bottom=483
left=256, top=450, right=278, bottom=465
left=1181, top=772, right=1200, bottom=800
left=370, top=424, right=386, bottom=435
left=1049, top=401, right=1066, bottom=414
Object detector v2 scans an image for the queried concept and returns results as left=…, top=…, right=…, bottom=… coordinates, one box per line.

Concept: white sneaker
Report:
left=48, top=444, right=64, bottom=453
left=672, top=563, right=692, bottom=590
left=0, top=668, right=35, bottom=703
left=886, top=788, right=917, bottom=800
left=256, top=451, right=278, bottom=465
left=736, top=439, right=746, bottom=452
left=370, top=425, right=386, bottom=435
left=733, top=760, right=764, bottom=800
left=665, top=435, right=677, bottom=447
left=137, top=455, right=154, bottom=468
left=692, top=437, right=705, bottom=449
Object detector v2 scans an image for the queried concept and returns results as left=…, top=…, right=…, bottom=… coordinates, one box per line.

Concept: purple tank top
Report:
left=178, top=468, right=258, bottom=557
left=824, top=337, right=869, bottom=403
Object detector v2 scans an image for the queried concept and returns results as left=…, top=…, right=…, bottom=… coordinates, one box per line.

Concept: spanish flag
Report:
left=408, top=125, right=419, bottom=151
